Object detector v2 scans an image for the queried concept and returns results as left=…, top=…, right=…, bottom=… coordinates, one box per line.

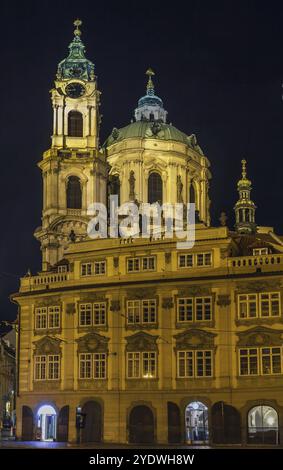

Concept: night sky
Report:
left=1, top=0, right=283, bottom=322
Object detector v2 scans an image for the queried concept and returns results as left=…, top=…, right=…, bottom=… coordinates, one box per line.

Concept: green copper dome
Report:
left=105, top=121, right=204, bottom=154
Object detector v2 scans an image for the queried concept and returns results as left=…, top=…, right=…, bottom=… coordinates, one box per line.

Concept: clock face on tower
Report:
left=65, top=82, right=85, bottom=98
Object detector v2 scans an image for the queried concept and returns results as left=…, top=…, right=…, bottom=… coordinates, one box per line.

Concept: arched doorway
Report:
left=185, top=401, right=209, bottom=444
left=57, top=405, right=69, bottom=442
left=37, top=404, right=57, bottom=441
left=81, top=401, right=102, bottom=443
left=248, top=405, right=279, bottom=445
left=168, top=402, right=181, bottom=444
left=211, top=402, right=241, bottom=444
left=129, top=405, right=155, bottom=444
left=22, top=406, right=33, bottom=440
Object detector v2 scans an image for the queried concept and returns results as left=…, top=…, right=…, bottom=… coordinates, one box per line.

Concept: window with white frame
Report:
left=127, top=351, right=157, bottom=378
left=252, top=248, right=269, bottom=256
left=35, top=307, right=47, bottom=329
left=239, top=347, right=282, bottom=376
left=177, top=350, right=213, bottom=378
left=79, top=352, right=107, bottom=379
left=178, top=252, right=212, bottom=268
left=177, top=297, right=212, bottom=322
left=238, top=292, right=280, bottom=319
left=127, top=256, right=156, bottom=273
left=79, top=302, right=107, bottom=327
left=81, top=263, right=92, bottom=276
left=35, top=306, right=60, bottom=330
left=58, top=265, right=67, bottom=273
left=126, top=299, right=157, bottom=324
left=34, top=355, right=60, bottom=380
left=48, top=306, right=60, bottom=328
left=94, top=261, right=106, bottom=275
left=81, top=261, right=106, bottom=276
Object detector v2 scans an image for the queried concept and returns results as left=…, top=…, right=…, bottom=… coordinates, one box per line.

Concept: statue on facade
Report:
left=177, top=175, right=183, bottom=203
left=129, top=171, right=136, bottom=201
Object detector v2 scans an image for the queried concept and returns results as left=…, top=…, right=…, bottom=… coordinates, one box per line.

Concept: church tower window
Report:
left=67, top=176, right=82, bottom=209
left=148, top=172, right=163, bottom=204
left=68, top=110, right=83, bottom=137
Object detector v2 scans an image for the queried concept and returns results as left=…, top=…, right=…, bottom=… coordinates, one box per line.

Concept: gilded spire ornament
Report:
left=146, top=68, right=155, bottom=95
left=74, top=19, right=82, bottom=37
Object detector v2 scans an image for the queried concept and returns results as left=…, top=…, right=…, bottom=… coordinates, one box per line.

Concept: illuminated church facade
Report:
left=12, top=21, right=283, bottom=445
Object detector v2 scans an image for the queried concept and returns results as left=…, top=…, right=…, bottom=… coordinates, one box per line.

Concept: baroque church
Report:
left=13, top=20, right=283, bottom=445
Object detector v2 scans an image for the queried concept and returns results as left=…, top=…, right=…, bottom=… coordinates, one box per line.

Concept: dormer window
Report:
left=253, top=248, right=269, bottom=256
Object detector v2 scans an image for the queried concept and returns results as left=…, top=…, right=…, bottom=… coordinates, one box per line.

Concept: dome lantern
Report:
left=134, top=68, right=168, bottom=123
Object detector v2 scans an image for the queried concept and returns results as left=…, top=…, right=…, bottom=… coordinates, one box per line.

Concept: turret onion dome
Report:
left=57, top=19, right=95, bottom=81
left=104, top=69, right=204, bottom=154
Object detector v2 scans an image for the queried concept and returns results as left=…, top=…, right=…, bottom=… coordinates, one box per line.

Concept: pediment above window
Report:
left=126, top=288, right=157, bottom=300
left=236, top=280, right=282, bottom=293
left=237, top=326, right=283, bottom=347
left=178, top=286, right=211, bottom=297
left=76, top=332, right=109, bottom=353
left=174, top=329, right=216, bottom=350
left=125, top=332, right=158, bottom=352
left=33, top=336, right=61, bottom=355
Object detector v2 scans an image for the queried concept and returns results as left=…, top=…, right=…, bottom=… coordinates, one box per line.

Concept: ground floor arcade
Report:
left=17, top=392, right=283, bottom=446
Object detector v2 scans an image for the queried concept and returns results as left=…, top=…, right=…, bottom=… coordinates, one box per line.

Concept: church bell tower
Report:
left=35, top=20, right=107, bottom=270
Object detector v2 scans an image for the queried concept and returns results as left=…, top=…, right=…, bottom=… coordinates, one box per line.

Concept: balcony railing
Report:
left=228, top=253, right=283, bottom=269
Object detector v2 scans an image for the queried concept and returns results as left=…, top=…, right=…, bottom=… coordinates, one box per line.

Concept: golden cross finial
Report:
left=146, top=68, right=155, bottom=92
left=241, top=159, right=247, bottom=178
left=74, top=19, right=82, bottom=36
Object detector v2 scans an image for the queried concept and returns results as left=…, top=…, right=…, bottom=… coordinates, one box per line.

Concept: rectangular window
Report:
left=196, top=252, right=212, bottom=267
left=238, top=294, right=257, bottom=319
left=127, top=258, right=140, bottom=272
left=177, top=351, right=193, bottom=377
left=34, top=356, right=46, bottom=380
left=196, top=350, right=212, bottom=377
left=93, top=302, right=106, bottom=325
left=142, top=352, right=157, bottom=378
left=79, top=353, right=92, bottom=379
left=142, top=300, right=157, bottom=323
left=261, top=347, right=282, bottom=375
left=93, top=353, right=107, bottom=379
left=177, top=297, right=212, bottom=322
left=48, top=306, right=60, bottom=329
left=195, top=297, right=212, bottom=321
left=58, top=265, right=67, bottom=273
left=35, top=307, right=47, bottom=330
left=177, top=350, right=212, bottom=378
left=127, top=352, right=157, bottom=379
left=127, top=299, right=157, bottom=324
left=127, top=256, right=156, bottom=272
left=238, top=292, right=281, bottom=319
left=177, top=298, right=193, bottom=322
left=127, top=352, right=140, bottom=378
left=79, top=303, right=92, bottom=326
left=94, top=261, right=106, bottom=275
left=81, top=263, right=92, bottom=276
left=259, top=292, right=280, bottom=317
left=178, top=252, right=212, bottom=268
left=239, top=348, right=259, bottom=375
left=48, top=355, right=60, bottom=380
left=142, top=257, right=156, bottom=271
left=253, top=248, right=268, bottom=256
left=178, top=254, right=193, bottom=268
left=127, top=300, right=140, bottom=324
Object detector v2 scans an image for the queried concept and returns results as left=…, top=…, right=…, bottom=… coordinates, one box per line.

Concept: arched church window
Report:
left=190, top=183, right=196, bottom=204
left=67, top=176, right=82, bottom=209
left=148, top=172, right=163, bottom=205
left=68, top=111, right=83, bottom=137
